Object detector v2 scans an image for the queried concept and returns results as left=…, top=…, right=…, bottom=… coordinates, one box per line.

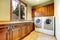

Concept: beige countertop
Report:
left=0, top=21, right=33, bottom=25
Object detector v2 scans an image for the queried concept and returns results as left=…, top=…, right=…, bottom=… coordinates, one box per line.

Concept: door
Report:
left=0, top=29, right=7, bottom=40
left=12, top=24, right=19, bottom=40
left=21, top=23, right=28, bottom=38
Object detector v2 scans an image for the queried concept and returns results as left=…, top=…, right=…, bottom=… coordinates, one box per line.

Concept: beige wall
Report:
left=54, top=0, right=60, bottom=40
left=0, top=0, right=10, bottom=21
left=26, top=5, right=32, bottom=21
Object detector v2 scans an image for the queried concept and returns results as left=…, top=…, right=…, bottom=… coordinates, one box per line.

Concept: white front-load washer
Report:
left=43, top=16, right=54, bottom=35
left=34, top=17, right=43, bottom=32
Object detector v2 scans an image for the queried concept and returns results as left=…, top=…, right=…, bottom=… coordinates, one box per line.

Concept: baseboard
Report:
left=55, top=34, right=57, bottom=40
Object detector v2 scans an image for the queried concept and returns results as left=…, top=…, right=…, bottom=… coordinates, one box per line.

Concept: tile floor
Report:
left=22, top=31, right=56, bottom=40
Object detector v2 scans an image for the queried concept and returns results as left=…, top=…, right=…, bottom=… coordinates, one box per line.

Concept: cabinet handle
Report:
left=0, top=28, right=5, bottom=30
left=12, top=25, right=17, bottom=29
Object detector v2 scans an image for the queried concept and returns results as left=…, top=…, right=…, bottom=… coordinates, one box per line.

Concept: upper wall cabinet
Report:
left=0, top=0, right=10, bottom=21
left=32, top=3, right=54, bottom=17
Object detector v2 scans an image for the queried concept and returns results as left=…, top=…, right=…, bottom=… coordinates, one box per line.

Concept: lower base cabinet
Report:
left=28, top=22, right=33, bottom=34
left=0, top=29, right=7, bottom=40
left=0, top=22, right=34, bottom=40
left=12, top=28, right=19, bottom=40
left=0, top=25, right=9, bottom=40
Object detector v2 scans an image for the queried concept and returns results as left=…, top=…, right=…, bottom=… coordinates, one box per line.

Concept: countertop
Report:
left=0, top=21, right=33, bottom=25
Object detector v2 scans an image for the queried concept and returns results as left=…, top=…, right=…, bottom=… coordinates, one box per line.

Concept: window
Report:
left=12, top=0, right=27, bottom=21
left=20, top=2, right=27, bottom=20
left=12, top=0, right=19, bottom=21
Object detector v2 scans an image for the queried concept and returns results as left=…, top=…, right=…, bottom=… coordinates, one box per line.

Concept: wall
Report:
left=54, top=0, right=60, bottom=40
left=0, top=0, right=10, bottom=21
left=32, top=3, right=54, bottom=17
left=26, top=5, right=32, bottom=20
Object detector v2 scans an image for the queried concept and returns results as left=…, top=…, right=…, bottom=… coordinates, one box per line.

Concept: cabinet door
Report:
left=0, top=29, right=7, bottom=40
left=27, top=23, right=31, bottom=33
left=0, top=25, right=10, bottom=40
left=21, top=23, right=26, bottom=38
left=30, top=23, right=33, bottom=32
left=12, top=24, right=19, bottom=40
left=28, top=22, right=33, bottom=33
left=24, top=23, right=28, bottom=36
left=18, top=24, right=22, bottom=39
left=12, top=28, right=19, bottom=40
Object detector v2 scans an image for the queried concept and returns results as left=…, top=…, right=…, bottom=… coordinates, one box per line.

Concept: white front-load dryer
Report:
left=34, top=17, right=43, bottom=32
left=43, top=16, right=54, bottom=35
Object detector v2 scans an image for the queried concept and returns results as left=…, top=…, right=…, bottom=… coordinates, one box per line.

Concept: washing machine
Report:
left=34, top=17, right=43, bottom=32
left=34, top=16, right=54, bottom=35
left=43, top=16, right=54, bottom=35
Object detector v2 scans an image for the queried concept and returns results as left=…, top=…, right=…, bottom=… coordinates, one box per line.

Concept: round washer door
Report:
left=45, top=19, right=52, bottom=24
left=36, top=19, right=41, bottom=24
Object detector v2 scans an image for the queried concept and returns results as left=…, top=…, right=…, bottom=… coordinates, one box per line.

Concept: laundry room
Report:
left=32, top=3, right=54, bottom=35
left=0, top=0, right=60, bottom=40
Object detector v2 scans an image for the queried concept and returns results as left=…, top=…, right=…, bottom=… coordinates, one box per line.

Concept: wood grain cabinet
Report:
left=27, top=23, right=31, bottom=33
left=12, top=28, right=19, bottom=40
left=0, top=29, right=7, bottom=40
left=19, top=22, right=34, bottom=39
left=0, top=22, right=34, bottom=40
left=29, top=22, right=33, bottom=32
left=27, top=22, right=33, bottom=33
left=21, top=23, right=27, bottom=38
left=32, top=3, right=54, bottom=17
left=12, top=24, right=20, bottom=40
left=0, top=25, right=10, bottom=40
left=18, top=24, right=22, bottom=39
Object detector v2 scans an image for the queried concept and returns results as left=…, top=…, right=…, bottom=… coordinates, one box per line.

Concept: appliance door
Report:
left=44, top=19, right=53, bottom=30
left=43, top=17, right=54, bottom=35
left=34, top=17, right=42, bottom=28
left=34, top=17, right=43, bottom=32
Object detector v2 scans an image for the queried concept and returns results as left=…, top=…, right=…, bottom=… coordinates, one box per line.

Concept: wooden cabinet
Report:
left=29, top=23, right=33, bottom=32
left=18, top=22, right=34, bottom=39
left=21, top=23, right=28, bottom=38
left=18, top=24, right=22, bottom=39
left=0, top=22, right=34, bottom=40
left=0, top=29, right=7, bottom=40
left=12, top=28, right=19, bottom=40
left=21, top=24, right=26, bottom=37
left=0, top=25, right=9, bottom=40
left=23, top=23, right=28, bottom=36
left=12, top=24, right=20, bottom=40
left=27, top=23, right=31, bottom=33
left=27, top=22, right=33, bottom=33
left=32, top=3, right=54, bottom=17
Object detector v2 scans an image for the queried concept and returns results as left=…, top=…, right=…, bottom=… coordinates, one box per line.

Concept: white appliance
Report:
left=34, top=16, right=54, bottom=35
left=34, top=17, right=43, bottom=32
left=43, top=16, right=54, bottom=35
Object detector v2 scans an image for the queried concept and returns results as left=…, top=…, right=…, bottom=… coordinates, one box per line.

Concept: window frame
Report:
left=10, top=0, right=27, bottom=21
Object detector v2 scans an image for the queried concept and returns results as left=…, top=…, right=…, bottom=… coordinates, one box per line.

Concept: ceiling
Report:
left=21, top=0, right=54, bottom=7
